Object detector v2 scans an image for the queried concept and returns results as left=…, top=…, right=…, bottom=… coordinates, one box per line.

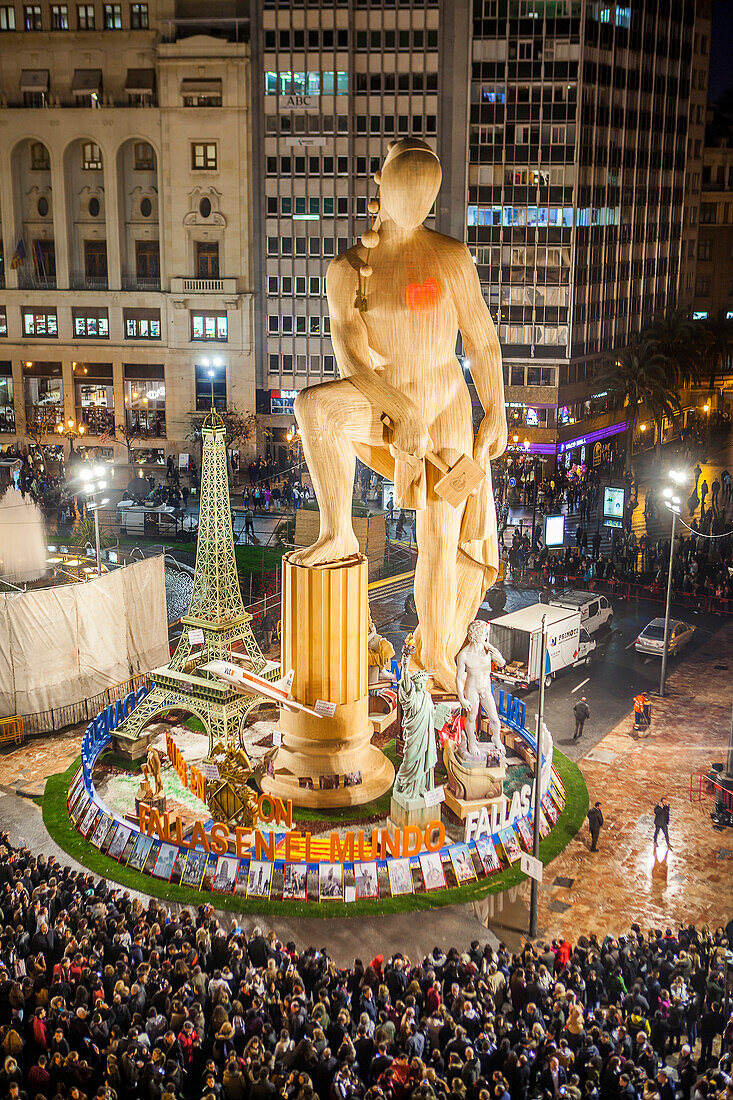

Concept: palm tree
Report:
left=698, top=311, right=733, bottom=394
left=596, top=339, right=681, bottom=474
left=645, top=308, right=702, bottom=389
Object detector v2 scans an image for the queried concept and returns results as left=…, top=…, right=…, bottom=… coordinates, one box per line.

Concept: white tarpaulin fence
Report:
left=0, top=556, right=169, bottom=723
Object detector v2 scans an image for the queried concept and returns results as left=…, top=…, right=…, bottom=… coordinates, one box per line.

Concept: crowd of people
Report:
left=0, top=829, right=730, bottom=1100
left=494, top=442, right=733, bottom=609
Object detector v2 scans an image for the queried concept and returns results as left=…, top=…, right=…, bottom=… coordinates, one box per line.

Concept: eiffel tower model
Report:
left=114, top=407, right=278, bottom=759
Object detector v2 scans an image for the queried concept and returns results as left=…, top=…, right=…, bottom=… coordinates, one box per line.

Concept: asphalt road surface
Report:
left=370, top=584, right=726, bottom=762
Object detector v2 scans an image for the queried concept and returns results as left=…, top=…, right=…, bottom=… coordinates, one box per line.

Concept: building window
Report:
left=72, top=308, right=109, bottom=338
left=195, top=241, right=219, bottom=279
left=698, top=240, right=712, bottom=261
left=23, top=3, right=41, bottom=26
left=50, top=3, right=67, bottom=26
left=0, top=6, right=15, bottom=28
left=125, top=376, right=165, bottom=434
left=102, top=2, right=119, bottom=25
left=33, top=240, right=56, bottom=279
left=700, top=203, right=717, bottom=224
left=0, top=309, right=6, bottom=337
left=84, top=241, right=107, bottom=283
left=129, top=1, right=146, bottom=25
left=135, top=241, right=159, bottom=283
left=133, top=141, right=155, bottom=170
left=695, top=276, right=711, bottom=296
left=22, top=308, right=58, bottom=336
left=77, top=3, right=94, bottom=27
left=124, top=308, right=161, bottom=339
left=195, top=363, right=226, bottom=410
left=190, top=311, right=227, bottom=341
left=191, top=143, right=217, bottom=170
left=82, top=142, right=102, bottom=170
left=30, top=142, right=50, bottom=170
left=0, top=372, right=14, bottom=433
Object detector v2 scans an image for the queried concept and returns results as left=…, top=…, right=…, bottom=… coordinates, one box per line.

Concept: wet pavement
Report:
left=1, top=610, right=731, bottom=962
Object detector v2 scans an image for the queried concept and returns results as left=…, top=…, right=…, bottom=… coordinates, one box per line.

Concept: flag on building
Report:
left=33, top=239, right=46, bottom=276
left=10, top=239, right=26, bottom=269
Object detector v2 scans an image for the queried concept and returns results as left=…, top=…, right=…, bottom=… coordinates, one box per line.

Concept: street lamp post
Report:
left=659, top=469, right=687, bottom=698
left=659, top=503, right=678, bottom=697
left=57, top=417, right=85, bottom=455
left=529, top=613, right=548, bottom=939
left=81, top=466, right=110, bottom=576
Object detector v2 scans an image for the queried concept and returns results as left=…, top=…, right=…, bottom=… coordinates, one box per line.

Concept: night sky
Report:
left=709, top=0, right=733, bottom=103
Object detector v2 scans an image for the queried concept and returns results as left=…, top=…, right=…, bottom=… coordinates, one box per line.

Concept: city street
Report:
left=369, top=581, right=727, bottom=759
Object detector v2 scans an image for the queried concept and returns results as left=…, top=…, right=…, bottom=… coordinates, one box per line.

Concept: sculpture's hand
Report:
left=475, top=411, right=508, bottom=463
left=389, top=406, right=434, bottom=463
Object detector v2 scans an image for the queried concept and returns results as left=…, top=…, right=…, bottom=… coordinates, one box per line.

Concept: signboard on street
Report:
left=520, top=852, right=543, bottom=882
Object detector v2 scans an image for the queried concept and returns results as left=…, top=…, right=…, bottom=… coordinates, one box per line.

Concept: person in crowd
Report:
left=0, top=828, right=729, bottom=1100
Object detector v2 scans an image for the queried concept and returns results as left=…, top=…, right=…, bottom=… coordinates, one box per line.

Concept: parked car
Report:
left=635, top=617, right=695, bottom=656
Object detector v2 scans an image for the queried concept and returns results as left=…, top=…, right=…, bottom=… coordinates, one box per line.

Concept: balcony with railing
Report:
left=121, top=273, right=161, bottom=291
left=70, top=272, right=109, bottom=291
left=170, top=276, right=239, bottom=294
left=17, top=271, right=57, bottom=290
left=77, top=406, right=115, bottom=436
left=127, top=410, right=166, bottom=438
left=25, top=404, right=63, bottom=432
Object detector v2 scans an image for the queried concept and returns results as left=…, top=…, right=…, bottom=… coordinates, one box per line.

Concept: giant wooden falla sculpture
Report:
left=293, top=137, right=507, bottom=686
left=265, top=138, right=506, bottom=807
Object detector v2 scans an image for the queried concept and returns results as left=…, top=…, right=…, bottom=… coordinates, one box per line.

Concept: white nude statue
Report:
left=455, top=620, right=506, bottom=761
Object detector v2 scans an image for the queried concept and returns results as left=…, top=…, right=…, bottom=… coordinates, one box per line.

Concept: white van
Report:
left=549, top=590, right=613, bottom=634
left=490, top=603, right=596, bottom=690
left=116, top=501, right=179, bottom=535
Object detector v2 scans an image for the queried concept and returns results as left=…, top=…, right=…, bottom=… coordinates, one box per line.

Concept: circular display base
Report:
left=48, top=751, right=587, bottom=918
left=262, top=743, right=395, bottom=808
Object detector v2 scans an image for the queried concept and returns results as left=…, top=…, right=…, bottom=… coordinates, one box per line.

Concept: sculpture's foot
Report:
left=289, top=533, right=359, bottom=566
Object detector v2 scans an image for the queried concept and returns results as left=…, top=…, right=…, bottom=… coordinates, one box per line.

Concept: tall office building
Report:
left=0, top=2, right=254, bottom=470
left=249, top=0, right=441, bottom=461
left=251, top=0, right=711, bottom=474
left=467, top=0, right=710, bottom=471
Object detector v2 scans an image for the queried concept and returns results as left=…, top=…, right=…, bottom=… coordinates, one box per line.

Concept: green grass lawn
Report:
left=175, top=543, right=286, bottom=574
left=42, top=750, right=586, bottom=919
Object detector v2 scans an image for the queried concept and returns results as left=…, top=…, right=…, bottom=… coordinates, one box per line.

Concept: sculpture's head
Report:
left=412, top=669, right=432, bottom=693
left=467, top=619, right=489, bottom=646
left=377, top=138, right=442, bottom=230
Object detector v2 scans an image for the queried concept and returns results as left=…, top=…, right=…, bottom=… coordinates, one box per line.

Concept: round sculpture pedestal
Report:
left=261, top=553, right=394, bottom=808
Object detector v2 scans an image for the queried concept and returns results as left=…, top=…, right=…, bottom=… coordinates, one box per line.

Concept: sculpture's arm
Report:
left=453, top=247, right=507, bottom=462
left=486, top=643, right=506, bottom=668
left=326, top=257, right=432, bottom=459
left=455, top=651, right=471, bottom=711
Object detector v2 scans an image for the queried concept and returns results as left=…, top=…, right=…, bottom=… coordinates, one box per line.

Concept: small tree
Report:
left=25, top=405, right=64, bottom=462
left=105, top=420, right=146, bottom=465
left=188, top=406, right=257, bottom=478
